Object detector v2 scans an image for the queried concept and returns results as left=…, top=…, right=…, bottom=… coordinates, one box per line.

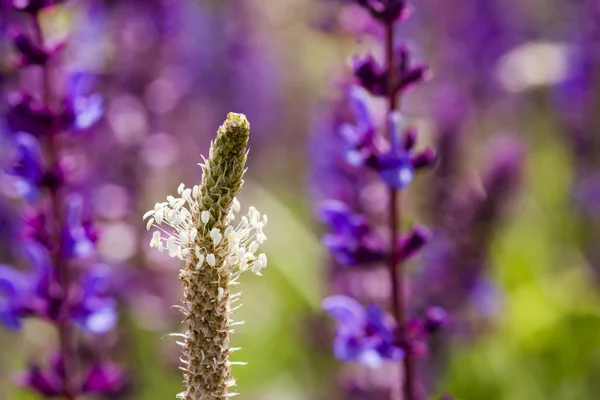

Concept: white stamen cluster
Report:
left=143, top=184, right=268, bottom=280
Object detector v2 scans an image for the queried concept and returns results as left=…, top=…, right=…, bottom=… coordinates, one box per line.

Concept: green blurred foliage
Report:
left=442, top=118, right=600, bottom=400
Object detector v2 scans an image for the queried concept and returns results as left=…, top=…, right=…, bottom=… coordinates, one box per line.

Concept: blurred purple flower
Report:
left=5, top=93, right=54, bottom=137
left=5, top=132, right=44, bottom=203
left=81, top=362, right=125, bottom=394
left=423, top=306, right=449, bottom=333
left=71, top=264, right=117, bottom=334
left=339, top=86, right=377, bottom=167
left=18, top=363, right=63, bottom=397
left=356, top=0, right=408, bottom=23
left=0, top=243, right=116, bottom=333
left=61, top=194, right=95, bottom=259
left=9, top=0, right=64, bottom=13
left=63, top=72, right=104, bottom=132
left=399, top=225, right=430, bottom=260
left=319, top=200, right=386, bottom=266
left=18, top=356, right=124, bottom=397
left=340, top=92, right=435, bottom=189
left=376, top=112, right=415, bottom=189
left=353, top=54, right=388, bottom=96
left=322, top=295, right=403, bottom=368
left=10, top=31, right=49, bottom=65
left=0, top=242, right=52, bottom=329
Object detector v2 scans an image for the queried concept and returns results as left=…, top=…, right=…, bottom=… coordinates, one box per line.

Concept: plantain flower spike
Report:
left=143, top=113, right=267, bottom=399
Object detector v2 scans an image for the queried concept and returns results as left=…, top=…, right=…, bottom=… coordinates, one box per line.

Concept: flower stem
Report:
left=385, top=18, right=417, bottom=400
left=32, top=13, right=77, bottom=400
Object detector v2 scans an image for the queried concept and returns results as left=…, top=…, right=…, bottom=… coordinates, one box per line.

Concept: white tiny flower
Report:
left=248, top=242, right=259, bottom=253
left=150, top=231, right=161, bottom=248
left=256, top=233, right=266, bottom=245
left=180, top=231, right=189, bottom=244
left=217, top=287, right=224, bottom=302
left=167, top=237, right=179, bottom=258
left=201, top=211, right=210, bottom=224
left=207, top=253, right=216, bottom=267
left=155, top=209, right=164, bottom=224
left=178, top=183, right=185, bottom=194
left=174, top=198, right=186, bottom=210
left=182, top=188, right=192, bottom=204
left=146, top=218, right=154, bottom=231
left=195, top=246, right=203, bottom=259
left=223, top=225, right=233, bottom=237
left=192, top=185, right=199, bottom=199
left=251, top=253, right=267, bottom=275
left=196, top=254, right=205, bottom=269
left=249, top=207, right=259, bottom=224
left=210, top=228, right=223, bottom=246
left=228, top=236, right=239, bottom=252
left=236, top=247, right=246, bottom=260
left=190, top=228, right=198, bottom=242
left=232, top=198, right=240, bottom=213
left=143, top=210, right=155, bottom=220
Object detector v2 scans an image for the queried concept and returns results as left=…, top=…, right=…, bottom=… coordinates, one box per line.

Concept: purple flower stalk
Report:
left=1, top=2, right=122, bottom=398
left=315, top=1, right=443, bottom=399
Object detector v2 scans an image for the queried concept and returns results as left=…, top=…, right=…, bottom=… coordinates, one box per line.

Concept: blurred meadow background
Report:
left=1, top=0, right=600, bottom=399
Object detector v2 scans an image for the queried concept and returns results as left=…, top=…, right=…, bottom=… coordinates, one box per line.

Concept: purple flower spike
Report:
left=376, top=111, right=414, bottom=189
left=323, top=295, right=403, bottom=368
left=6, top=133, right=44, bottom=203
left=82, top=362, right=125, bottom=394
left=319, top=200, right=386, bottom=265
left=61, top=194, right=95, bottom=259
